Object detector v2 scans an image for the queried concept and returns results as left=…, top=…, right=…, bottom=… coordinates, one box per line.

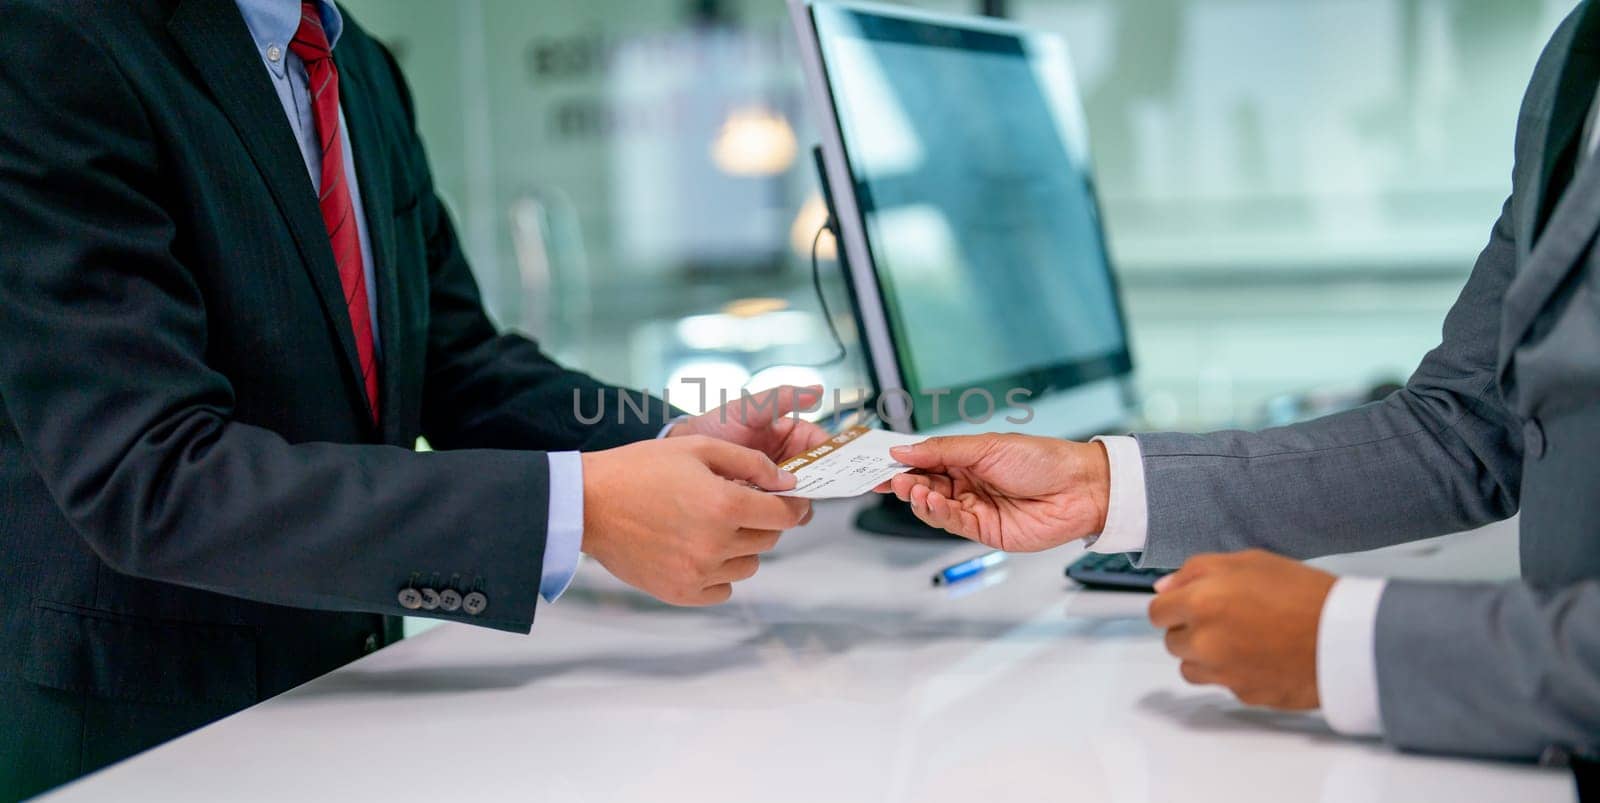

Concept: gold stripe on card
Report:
left=778, top=426, right=871, bottom=473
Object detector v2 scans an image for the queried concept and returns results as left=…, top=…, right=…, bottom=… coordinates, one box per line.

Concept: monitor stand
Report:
left=854, top=495, right=962, bottom=539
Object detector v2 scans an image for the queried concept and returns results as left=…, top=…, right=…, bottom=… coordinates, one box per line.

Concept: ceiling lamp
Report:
left=711, top=106, right=799, bottom=177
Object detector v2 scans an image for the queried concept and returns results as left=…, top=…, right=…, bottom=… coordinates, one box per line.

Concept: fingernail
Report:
left=778, top=469, right=797, bottom=486
left=1153, top=575, right=1173, bottom=593
left=890, top=446, right=911, bottom=458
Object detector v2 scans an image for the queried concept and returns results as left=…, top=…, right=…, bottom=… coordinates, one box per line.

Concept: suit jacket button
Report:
left=397, top=588, right=423, bottom=610
left=419, top=588, right=441, bottom=610
left=1525, top=418, right=1547, bottom=459
left=364, top=634, right=379, bottom=654
left=462, top=591, right=488, bottom=616
left=439, top=589, right=462, bottom=612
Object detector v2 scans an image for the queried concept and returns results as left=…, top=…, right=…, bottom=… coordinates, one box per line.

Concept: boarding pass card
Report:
left=773, top=426, right=926, bottom=499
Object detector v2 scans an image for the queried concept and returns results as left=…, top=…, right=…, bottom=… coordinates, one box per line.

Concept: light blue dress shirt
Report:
left=233, top=0, right=582, bottom=603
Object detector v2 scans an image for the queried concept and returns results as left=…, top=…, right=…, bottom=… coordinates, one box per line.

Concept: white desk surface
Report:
left=42, top=502, right=1573, bottom=802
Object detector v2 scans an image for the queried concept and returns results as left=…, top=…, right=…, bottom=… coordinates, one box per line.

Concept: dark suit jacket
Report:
left=0, top=0, right=670, bottom=796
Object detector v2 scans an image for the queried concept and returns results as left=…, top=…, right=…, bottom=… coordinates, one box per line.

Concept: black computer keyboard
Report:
left=1065, top=552, right=1173, bottom=592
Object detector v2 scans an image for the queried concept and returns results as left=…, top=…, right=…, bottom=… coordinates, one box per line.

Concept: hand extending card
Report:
left=773, top=426, right=926, bottom=499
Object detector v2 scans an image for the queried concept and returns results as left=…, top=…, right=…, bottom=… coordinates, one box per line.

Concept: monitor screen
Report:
left=809, top=4, right=1132, bottom=430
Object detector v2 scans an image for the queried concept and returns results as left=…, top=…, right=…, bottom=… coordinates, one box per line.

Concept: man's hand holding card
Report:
left=773, top=426, right=925, bottom=499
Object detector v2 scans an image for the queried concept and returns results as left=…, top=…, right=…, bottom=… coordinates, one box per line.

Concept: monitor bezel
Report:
left=789, top=0, right=1136, bottom=436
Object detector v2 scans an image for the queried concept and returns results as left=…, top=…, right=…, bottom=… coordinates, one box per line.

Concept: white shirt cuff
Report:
left=1317, top=576, right=1387, bottom=737
left=1088, top=435, right=1149, bottom=554
left=658, top=415, right=690, bottom=439
left=543, top=419, right=677, bottom=606
left=540, top=451, right=585, bottom=603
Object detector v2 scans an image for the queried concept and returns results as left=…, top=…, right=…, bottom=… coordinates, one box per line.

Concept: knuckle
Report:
left=1178, top=662, right=1206, bottom=684
left=685, top=435, right=720, bottom=457
left=660, top=583, right=694, bottom=606
left=694, top=544, right=726, bottom=571
left=749, top=530, right=781, bottom=552
left=1162, top=630, right=1184, bottom=656
left=788, top=500, right=811, bottom=527
left=1235, top=686, right=1269, bottom=706
left=1146, top=598, right=1169, bottom=625
left=709, top=491, right=742, bottom=522
left=1189, top=589, right=1222, bottom=619
left=682, top=574, right=711, bottom=598
left=675, top=549, right=709, bottom=578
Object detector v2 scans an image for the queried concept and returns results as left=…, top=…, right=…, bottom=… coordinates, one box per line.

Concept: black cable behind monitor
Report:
left=806, top=222, right=850, bottom=371
left=739, top=146, right=853, bottom=390
left=737, top=222, right=850, bottom=391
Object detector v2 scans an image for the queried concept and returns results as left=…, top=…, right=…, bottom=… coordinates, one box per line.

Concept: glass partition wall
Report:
left=344, top=0, right=1569, bottom=429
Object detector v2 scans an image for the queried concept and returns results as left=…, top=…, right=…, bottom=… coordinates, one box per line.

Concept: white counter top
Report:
left=41, top=502, right=1572, bottom=802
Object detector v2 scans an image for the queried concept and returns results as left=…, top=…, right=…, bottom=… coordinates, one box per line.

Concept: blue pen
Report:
left=931, top=551, right=1007, bottom=586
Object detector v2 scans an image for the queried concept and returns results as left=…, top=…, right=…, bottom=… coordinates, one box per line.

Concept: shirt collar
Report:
left=234, top=0, right=345, bottom=78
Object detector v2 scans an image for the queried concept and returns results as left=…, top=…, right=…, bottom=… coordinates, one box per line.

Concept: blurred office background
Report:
left=341, top=0, right=1570, bottom=431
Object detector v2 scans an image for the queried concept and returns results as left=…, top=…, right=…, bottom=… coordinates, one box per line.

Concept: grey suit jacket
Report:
left=1132, top=2, right=1600, bottom=763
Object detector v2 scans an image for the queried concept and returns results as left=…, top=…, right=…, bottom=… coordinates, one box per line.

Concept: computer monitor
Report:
left=790, top=0, right=1135, bottom=440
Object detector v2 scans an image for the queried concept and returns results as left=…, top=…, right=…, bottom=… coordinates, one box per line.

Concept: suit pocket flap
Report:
left=23, top=601, right=257, bottom=708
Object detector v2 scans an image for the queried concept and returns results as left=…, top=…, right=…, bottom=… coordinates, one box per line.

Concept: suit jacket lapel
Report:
left=1533, top=4, right=1600, bottom=243
left=167, top=0, right=371, bottom=426
left=1501, top=4, right=1600, bottom=375
left=333, top=56, right=406, bottom=444
left=1514, top=107, right=1551, bottom=261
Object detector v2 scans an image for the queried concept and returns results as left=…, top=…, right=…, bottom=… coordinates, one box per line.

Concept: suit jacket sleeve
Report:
left=369, top=46, right=677, bottom=453
left=1372, top=579, right=1600, bottom=760
left=0, top=4, right=546, bottom=633
left=1129, top=197, right=1524, bottom=568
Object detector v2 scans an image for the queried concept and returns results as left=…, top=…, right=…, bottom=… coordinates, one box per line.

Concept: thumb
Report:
left=771, top=384, right=825, bottom=418
left=694, top=439, right=796, bottom=492
left=890, top=435, right=993, bottom=470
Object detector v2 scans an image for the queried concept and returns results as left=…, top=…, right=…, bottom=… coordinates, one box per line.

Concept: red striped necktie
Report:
left=290, top=1, right=379, bottom=422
